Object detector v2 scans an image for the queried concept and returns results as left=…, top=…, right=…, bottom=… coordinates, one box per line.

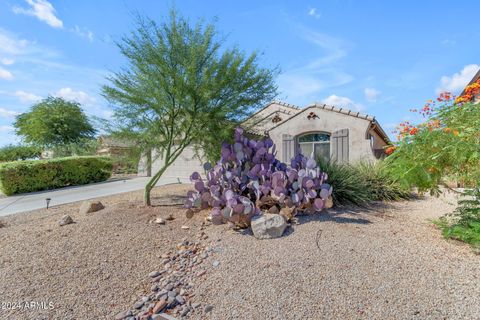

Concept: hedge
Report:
left=0, top=156, right=112, bottom=195
left=0, top=144, right=42, bottom=162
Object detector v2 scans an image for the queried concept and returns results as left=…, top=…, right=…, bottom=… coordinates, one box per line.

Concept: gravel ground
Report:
left=0, top=187, right=479, bottom=320
left=194, top=192, right=480, bottom=320
left=0, top=184, right=201, bottom=320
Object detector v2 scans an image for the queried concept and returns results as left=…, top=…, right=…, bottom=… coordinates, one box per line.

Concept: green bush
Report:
left=435, top=187, right=480, bottom=248
left=317, top=158, right=411, bottom=206
left=0, top=156, right=112, bottom=195
left=51, top=139, right=100, bottom=157
left=355, top=161, right=412, bottom=202
left=0, top=145, right=42, bottom=162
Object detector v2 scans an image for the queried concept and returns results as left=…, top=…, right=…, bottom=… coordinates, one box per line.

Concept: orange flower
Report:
left=453, top=130, right=459, bottom=136
left=455, top=79, right=480, bottom=104
left=444, top=127, right=451, bottom=133
left=409, top=127, right=418, bottom=135
left=385, top=146, right=396, bottom=155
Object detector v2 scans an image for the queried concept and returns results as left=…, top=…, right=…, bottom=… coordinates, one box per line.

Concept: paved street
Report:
left=0, top=177, right=179, bottom=217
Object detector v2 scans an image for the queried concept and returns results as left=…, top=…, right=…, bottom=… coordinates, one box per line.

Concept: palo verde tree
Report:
left=102, top=10, right=278, bottom=206
left=14, top=96, right=96, bottom=148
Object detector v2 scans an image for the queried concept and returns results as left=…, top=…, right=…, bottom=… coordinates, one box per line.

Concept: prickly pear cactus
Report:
left=185, top=127, right=333, bottom=226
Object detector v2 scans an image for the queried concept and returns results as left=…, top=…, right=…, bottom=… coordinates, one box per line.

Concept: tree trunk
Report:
left=144, top=165, right=167, bottom=206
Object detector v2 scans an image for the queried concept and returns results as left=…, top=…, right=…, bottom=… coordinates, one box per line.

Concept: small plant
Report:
left=436, top=188, right=480, bottom=248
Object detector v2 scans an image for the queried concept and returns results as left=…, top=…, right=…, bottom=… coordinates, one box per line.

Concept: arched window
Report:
left=298, top=132, right=330, bottom=161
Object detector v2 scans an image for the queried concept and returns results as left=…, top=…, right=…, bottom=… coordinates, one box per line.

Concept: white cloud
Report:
left=322, top=94, right=364, bottom=111
left=72, top=26, right=94, bottom=42
left=308, top=8, right=321, bottom=19
left=1, top=58, right=14, bottom=65
left=0, top=28, right=59, bottom=63
left=0, top=29, right=30, bottom=56
left=13, top=0, right=63, bottom=28
left=301, top=30, right=347, bottom=68
left=0, top=108, right=20, bottom=119
left=441, top=39, right=456, bottom=46
left=55, top=87, right=96, bottom=105
left=0, top=125, right=14, bottom=132
left=14, top=90, right=42, bottom=103
left=437, top=64, right=480, bottom=94
left=364, top=87, right=380, bottom=102
left=0, top=67, right=13, bottom=80
left=278, top=27, right=352, bottom=105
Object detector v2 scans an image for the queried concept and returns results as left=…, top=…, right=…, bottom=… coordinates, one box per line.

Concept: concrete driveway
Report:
left=0, top=177, right=179, bottom=217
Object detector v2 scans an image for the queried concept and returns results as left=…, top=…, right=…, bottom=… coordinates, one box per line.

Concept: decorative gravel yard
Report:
left=0, top=185, right=478, bottom=320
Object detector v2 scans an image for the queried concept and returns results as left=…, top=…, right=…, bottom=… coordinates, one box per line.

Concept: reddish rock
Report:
left=79, top=201, right=105, bottom=214
left=152, top=299, right=167, bottom=314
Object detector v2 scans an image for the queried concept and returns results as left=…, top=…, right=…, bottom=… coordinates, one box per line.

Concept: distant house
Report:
left=96, top=135, right=133, bottom=156
left=138, top=100, right=390, bottom=184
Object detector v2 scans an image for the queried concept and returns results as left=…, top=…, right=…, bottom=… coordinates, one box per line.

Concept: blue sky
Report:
left=0, top=0, right=479, bottom=146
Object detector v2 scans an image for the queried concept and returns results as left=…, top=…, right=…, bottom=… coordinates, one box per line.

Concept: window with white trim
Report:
left=298, top=132, right=330, bottom=161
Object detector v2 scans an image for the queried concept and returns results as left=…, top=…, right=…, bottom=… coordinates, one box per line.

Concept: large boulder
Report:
left=251, top=213, right=287, bottom=239
left=79, top=200, right=105, bottom=214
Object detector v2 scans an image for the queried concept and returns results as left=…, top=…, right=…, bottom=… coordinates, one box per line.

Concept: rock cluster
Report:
left=115, top=228, right=217, bottom=320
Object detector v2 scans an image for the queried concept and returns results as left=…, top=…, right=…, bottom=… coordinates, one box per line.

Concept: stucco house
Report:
left=138, top=100, right=390, bottom=184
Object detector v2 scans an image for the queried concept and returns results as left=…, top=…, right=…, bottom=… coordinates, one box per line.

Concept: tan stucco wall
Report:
left=242, top=102, right=299, bottom=134
left=268, top=106, right=377, bottom=163
left=139, top=104, right=388, bottom=179
left=148, top=146, right=204, bottom=184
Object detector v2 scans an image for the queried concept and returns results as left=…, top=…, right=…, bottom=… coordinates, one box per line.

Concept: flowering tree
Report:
left=385, top=84, right=480, bottom=194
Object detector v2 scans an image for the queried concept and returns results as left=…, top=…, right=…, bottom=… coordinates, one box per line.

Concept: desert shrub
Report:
left=355, top=161, right=412, bottom=201
left=385, top=96, right=480, bottom=193
left=185, top=128, right=333, bottom=226
left=435, top=188, right=480, bottom=248
left=0, top=145, right=41, bottom=162
left=385, top=87, right=480, bottom=246
left=317, top=158, right=411, bottom=206
left=0, top=156, right=112, bottom=195
left=316, top=158, right=371, bottom=206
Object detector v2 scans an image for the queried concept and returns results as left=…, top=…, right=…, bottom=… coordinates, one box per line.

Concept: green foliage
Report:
left=51, top=139, right=100, bottom=157
left=317, top=158, right=411, bottom=206
left=0, top=145, right=41, bottom=162
left=102, top=9, right=278, bottom=205
left=14, top=96, right=96, bottom=147
left=318, top=158, right=371, bottom=206
left=385, top=101, right=480, bottom=193
left=452, top=187, right=480, bottom=225
left=435, top=188, right=480, bottom=248
left=111, top=148, right=141, bottom=174
left=0, top=156, right=112, bottom=195
left=355, top=161, right=412, bottom=202
left=439, top=222, right=480, bottom=247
